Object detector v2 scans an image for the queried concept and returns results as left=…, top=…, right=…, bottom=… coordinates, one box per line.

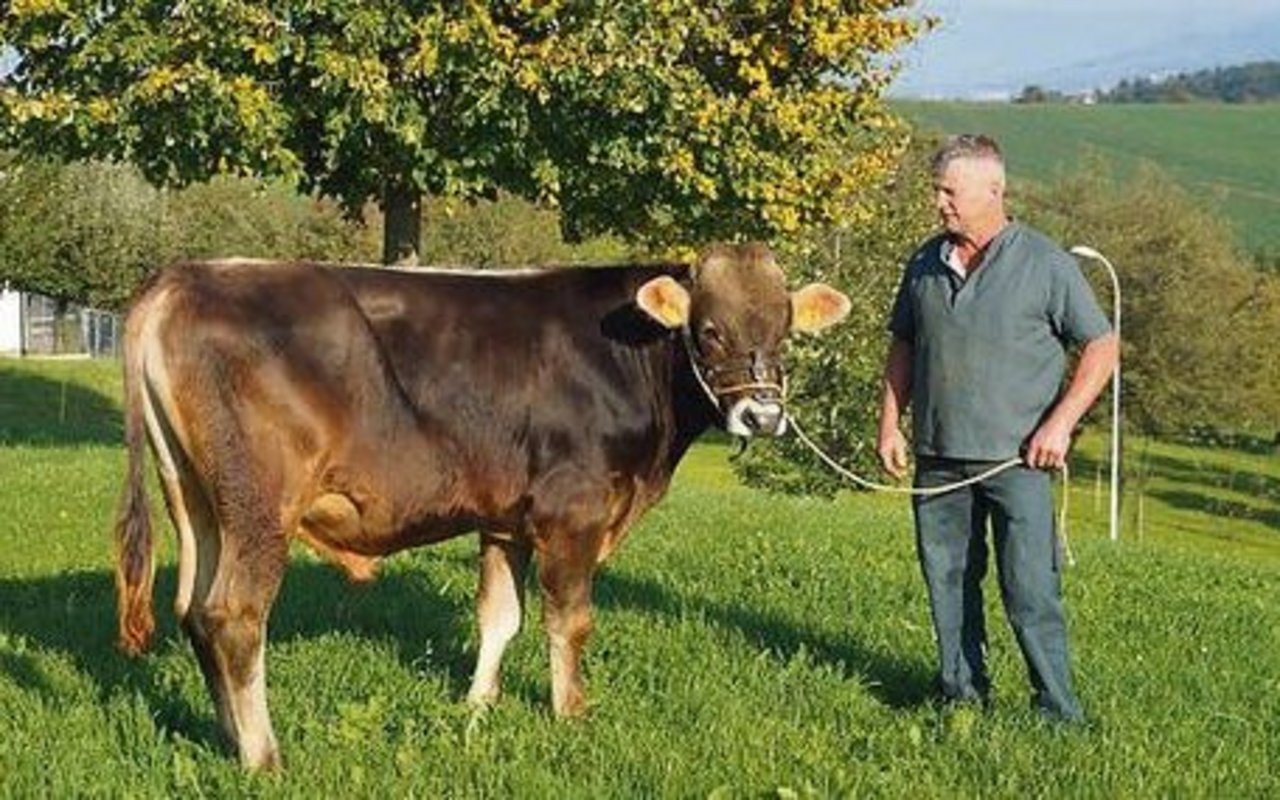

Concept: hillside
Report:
left=894, top=101, right=1280, bottom=258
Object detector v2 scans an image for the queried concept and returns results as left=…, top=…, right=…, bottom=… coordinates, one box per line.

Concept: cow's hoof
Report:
left=553, top=691, right=589, bottom=719
left=240, top=745, right=283, bottom=773
left=240, top=747, right=281, bottom=773
left=466, top=687, right=500, bottom=709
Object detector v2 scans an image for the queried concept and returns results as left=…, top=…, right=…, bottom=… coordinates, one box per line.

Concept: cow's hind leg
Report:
left=467, top=532, right=532, bottom=707
left=155, top=429, right=285, bottom=770
left=140, top=376, right=239, bottom=743
left=154, top=450, right=235, bottom=740
left=171, top=423, right=289, bottom=772
left=183, top=515, right=288, bottom=771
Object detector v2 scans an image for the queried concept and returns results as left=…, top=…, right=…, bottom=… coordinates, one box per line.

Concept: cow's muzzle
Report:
left=726, top=396, right=787, bottom=437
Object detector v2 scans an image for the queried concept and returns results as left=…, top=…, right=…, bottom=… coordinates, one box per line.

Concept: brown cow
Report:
left=113, top=243, right=849, bottom=769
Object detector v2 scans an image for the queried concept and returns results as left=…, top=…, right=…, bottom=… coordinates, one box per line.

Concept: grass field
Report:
left=2, top=359, right=1278, bottom=796
left=895, top=101, right=1280, bottom=256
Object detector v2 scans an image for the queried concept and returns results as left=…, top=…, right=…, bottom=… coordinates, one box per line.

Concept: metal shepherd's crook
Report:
left=1069, top=245, right=1123, bottom=543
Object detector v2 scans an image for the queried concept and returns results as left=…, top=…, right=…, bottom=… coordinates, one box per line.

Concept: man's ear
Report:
left=636, top=275, right=691, bottom=329
left=791, top=283, right=851, bottom=334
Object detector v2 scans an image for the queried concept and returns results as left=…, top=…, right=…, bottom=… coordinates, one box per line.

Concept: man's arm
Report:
left=1024, top=332, right=1120, bottom=469
left=877, top=337, right=913, bottom=479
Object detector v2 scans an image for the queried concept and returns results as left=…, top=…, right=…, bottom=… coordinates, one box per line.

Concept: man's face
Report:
left=933, top=157, right=1003, bottom=239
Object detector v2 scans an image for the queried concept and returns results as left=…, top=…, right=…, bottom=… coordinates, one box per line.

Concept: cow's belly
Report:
left=293, top=491, right=490, bottom=581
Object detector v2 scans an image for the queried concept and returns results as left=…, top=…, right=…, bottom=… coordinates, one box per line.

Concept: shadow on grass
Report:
left=0, top=560, right=473, bottom=754
left=1150, top=489, right=1280, bottom=531
left=1142, top=452, right=1280, bottom=502
left=594, top=570, right=936, bottom=710
left=1073, top=447, right=1280, bottom=531
left=0, top=365, right=122, bottom=446
left=1, top=547, right=936, bottom=764
left=1074, top=448, right=1280, bottom=502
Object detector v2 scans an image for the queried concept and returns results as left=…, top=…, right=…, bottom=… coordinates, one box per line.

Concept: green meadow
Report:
left=896, top=101, right=1280, bottom=256
left=1, top=359, right=1277, bottom=796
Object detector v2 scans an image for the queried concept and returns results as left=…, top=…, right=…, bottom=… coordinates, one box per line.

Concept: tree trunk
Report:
left=382, top=181, right=423, bottom=266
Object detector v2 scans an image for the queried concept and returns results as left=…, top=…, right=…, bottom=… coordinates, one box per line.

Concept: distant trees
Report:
left=1014, top=85, right=1068, bottom=104
left=1099, top=61, right=1280, bottom=104
left=417, top=194, right=630, bottom=269
left=0, top=156, right=637, bottom=310
left=0, top=157, right=163, bottom=311
left=1014, top=61, right=1280, bottom=105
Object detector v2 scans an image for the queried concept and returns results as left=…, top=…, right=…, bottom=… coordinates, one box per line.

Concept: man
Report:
left=877, top=134, right=1119, bottom=722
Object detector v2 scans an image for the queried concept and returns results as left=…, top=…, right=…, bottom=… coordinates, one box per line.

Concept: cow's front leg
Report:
left=467, top=532, right=532, bottom=707
left=536, top=533, right=598, bottom=718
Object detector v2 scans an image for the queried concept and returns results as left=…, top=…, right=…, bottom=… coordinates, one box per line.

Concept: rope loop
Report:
left=786, top=414, right=1074, bottom=566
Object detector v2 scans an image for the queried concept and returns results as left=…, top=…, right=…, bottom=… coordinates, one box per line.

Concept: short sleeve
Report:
left=887, top=269, right=915, bottom=340
left=1049, top=252, right=1112, bottom=345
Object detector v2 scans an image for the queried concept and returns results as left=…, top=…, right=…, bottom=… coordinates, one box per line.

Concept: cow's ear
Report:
left=636, top=275, right=691, bottom=329
left=791, top=283, right=851, bottom=334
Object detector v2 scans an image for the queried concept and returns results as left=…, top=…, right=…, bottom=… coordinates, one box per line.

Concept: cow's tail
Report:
left=114, top=306, right=156, bottom=656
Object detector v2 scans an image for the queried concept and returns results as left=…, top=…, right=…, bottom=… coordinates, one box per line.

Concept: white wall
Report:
left=0, top=285, right=21, bottom=355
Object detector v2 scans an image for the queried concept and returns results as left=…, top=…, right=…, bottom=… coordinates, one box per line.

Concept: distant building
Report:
left=0, top=285, right=20, bottom=355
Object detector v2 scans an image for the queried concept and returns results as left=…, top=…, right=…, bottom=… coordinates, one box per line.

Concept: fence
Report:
left=6, top=291, right=121, bottom=357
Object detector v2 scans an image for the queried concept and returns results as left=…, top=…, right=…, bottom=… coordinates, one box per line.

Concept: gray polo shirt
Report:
left=889, top=221, right=1112, bottom=461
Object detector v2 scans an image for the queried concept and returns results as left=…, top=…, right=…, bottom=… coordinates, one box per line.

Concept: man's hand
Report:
left=1023, top=419, right=1073, bottom=470
left=878, top=427, right=911, bottom=480
left=877, top=338, right=913, bottom=481
left=1024, top=332, right=1118, bottom=470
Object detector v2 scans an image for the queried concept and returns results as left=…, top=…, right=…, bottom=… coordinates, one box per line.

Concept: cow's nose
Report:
left=743, top=402, right=784, bottom=436
left=726, top=398, right=786, bottom=437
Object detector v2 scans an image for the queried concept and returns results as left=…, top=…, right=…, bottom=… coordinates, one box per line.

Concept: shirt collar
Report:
left=938, top=219, right=1017, bottom=278
left=939, top=239, right=966, bottom=278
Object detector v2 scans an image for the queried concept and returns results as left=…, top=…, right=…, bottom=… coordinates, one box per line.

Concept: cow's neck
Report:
left=666, top=334, right=719, bottom=469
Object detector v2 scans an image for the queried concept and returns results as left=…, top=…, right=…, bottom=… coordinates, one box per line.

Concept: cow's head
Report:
left=635, top=243, right=850, bottom=437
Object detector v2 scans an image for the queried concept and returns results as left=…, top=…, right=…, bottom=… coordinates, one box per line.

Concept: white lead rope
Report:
left=786, top=414, right=1075, bottom=566
left=787, top=415, right=1022, bottom=495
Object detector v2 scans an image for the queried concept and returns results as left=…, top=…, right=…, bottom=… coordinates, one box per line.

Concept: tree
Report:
left=2, top=1, right=928, bottom=264
left=0, top=156, right=161, bottom=310
left=1015, top=84, right=1062, bottom=104
left=418, top=192, right=630, bottom=268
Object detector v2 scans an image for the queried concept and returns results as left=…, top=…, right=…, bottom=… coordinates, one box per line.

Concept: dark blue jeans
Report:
left=913, top=456, right=1084, bottom=721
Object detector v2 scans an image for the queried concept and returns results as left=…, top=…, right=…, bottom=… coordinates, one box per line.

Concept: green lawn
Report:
left=1, top=358, right=1277, bottom=796
left=895, top=101, right=1280, bottom=256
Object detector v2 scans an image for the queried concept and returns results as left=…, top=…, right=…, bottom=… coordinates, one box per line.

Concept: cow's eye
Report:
left=699, top=323, right=723, bottom=350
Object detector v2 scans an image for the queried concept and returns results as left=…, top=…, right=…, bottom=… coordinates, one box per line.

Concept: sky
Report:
left=889, top=0, right=1280, bottom=99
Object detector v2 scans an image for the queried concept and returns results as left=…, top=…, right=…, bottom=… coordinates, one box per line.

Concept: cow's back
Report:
left=329, top=264, right=699, bottom=490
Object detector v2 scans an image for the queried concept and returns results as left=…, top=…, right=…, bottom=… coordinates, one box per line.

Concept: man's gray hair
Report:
left=930, top=134, right=1004, bottom=178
